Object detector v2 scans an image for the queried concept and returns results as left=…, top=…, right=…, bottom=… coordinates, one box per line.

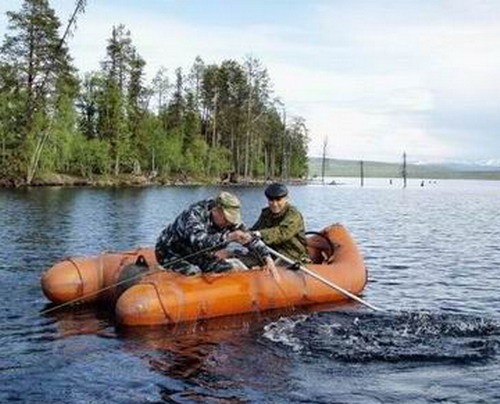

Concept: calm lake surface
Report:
left=1, top=178, right=499, bottom=403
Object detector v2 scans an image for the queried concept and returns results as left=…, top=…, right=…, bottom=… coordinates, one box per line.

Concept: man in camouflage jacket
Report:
left=155, top=191, right=276, bottom=276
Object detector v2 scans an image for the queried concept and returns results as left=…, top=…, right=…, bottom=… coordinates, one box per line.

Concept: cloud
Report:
left=64, top=2, right=316, bottom=78
left=1, top=0, right=499, bottom=162
left=305, top=104, right=457, bottom=162
left=305, top=1, right=500, bottom=160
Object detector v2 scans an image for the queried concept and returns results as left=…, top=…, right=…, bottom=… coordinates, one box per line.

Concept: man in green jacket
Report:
left=249, top=182, right=309, bottom=263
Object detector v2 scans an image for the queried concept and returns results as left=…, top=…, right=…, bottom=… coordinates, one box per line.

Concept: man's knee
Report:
left=176, top=263, right=202, bottom=276
left=206, top=260, right=233, bottom=273
left=159, top=253, right=202, bottom=276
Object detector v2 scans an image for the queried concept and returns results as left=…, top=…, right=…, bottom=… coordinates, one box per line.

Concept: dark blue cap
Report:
left=265, top=183, right=288, bottom=199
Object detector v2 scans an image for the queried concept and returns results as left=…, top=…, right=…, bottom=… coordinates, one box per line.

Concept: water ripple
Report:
left=2, top=182, right=500, bottom=402
left=263, top=311, right=499, bottom=364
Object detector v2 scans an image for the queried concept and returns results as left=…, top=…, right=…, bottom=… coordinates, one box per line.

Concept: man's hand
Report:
left=213, top=249, right=231, bottom=260
left=227, top=230, right=253, bottom=245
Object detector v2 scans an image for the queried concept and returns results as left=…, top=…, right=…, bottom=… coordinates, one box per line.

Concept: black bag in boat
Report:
left=116, top=255, right=150, bottom=297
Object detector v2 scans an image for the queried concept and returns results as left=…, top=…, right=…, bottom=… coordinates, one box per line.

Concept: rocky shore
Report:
left=0, top=173, right=306, bottom=188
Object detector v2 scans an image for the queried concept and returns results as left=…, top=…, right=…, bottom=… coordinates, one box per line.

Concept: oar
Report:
left=266, top=246, right=381, bottom=311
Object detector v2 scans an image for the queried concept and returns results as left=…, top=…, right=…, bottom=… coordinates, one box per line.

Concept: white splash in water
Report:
left=263, top=315, right=308, bottom=352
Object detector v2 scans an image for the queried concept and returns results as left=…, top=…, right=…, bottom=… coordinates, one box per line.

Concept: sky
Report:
left=1, top=0, right=499, bottom=164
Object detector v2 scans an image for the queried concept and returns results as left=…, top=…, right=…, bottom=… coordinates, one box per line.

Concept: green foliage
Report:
left=39, top=85, right=79, bottom=173
left=70, top=134, right=111, bottom=176
left=77, top=72, right=102, bottom=139
left=184, top=135, right=208, bottom=175
left=165, top=68, right=185, bottom=131
left=0, top=0, right=79, bottom=181
left=207, top=145, right=232, bottom=177
left=157, top=130, right=184, bottom=175
left=183, top=92, right=200, bottom=153
left=0, top=3, right=309, bottom=182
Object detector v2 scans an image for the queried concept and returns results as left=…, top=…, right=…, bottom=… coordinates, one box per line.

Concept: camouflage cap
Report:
left=216, top=191, right=242, bottom=225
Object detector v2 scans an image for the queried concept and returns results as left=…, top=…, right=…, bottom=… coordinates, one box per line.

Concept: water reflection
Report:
left=45, top=303, right=355, bottom=401
left=43, top=306, right=297, bottom=401
left=120, top=316, right=297, bottom=401
left=44, top=307, right=115, bottom=339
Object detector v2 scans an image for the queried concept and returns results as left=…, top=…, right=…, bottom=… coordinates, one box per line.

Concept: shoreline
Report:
left=2, top=172, right=499, bottom=189
left=0, top=173, right=308, bottom=189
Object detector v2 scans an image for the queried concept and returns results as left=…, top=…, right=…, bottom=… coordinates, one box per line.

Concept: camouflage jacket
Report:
left=155, top=198, right=269, bottom=270
left=251, top=204, right=309, bottom=262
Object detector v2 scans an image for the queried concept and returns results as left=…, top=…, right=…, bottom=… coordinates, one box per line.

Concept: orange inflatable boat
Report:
left=41, top=247, right=157, bottom=305
left=41, top=224, right=368, bottom=326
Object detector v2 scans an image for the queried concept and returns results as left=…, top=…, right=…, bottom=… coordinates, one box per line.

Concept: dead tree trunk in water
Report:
left=360, top=160, right=364, bottom=187
left=321, top=137, right=328, bottom=185
left=402, top=152, right=407, bottom=188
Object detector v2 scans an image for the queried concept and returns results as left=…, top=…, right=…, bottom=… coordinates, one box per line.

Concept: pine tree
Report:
left=76, top=72, right=102, bottom=139
left=97, top=25, right=132, bottom=175
left=165, top=67, right=185, bottom=131
left=0, top=0, right=81, bottom=181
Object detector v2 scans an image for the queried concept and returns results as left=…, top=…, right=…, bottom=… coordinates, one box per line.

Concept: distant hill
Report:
left=308, top=157, right=500, bottom=180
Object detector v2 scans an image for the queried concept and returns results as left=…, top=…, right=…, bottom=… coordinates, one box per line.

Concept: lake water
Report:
left=1, top=178, right=499, bottom=403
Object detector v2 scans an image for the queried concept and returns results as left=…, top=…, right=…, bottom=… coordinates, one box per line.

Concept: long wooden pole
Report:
left=266, top=246, right=381, bottom=311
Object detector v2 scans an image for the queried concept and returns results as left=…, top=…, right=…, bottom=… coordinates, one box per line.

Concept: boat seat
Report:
left=306, top=232, right=336, bottom=264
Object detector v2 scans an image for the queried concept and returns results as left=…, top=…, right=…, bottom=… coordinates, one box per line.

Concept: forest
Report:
left=0, top=0, right=309, bottom=186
